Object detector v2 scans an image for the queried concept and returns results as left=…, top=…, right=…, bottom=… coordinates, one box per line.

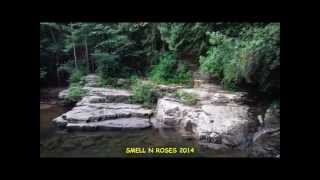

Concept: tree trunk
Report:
left=56, top=59, right=60, bottom=86
left=73, top=42, right=78, bottom=69
left=84, top=38, right=90, bottom=73
left=70, top=23, right=78, bottom=69
left=49, top=28, right=60, bottom=86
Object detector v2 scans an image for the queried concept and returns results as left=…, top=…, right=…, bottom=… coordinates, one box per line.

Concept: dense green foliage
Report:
left=199, top=23, right=280, bottom=93
left=174, top=91, right=199, bottom=106
left=130, top=80, right=158, bottom=108
left=40, top=22, right=280, bottom=101
left=69, top=70, right=85, bottom=84
left=95, top=53, right=120, bottom=79
left=150, top=52, right=192, bottom=85
left=67, top=83, right=87, bottom=101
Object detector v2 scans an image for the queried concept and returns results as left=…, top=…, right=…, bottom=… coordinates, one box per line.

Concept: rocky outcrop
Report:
left=58, top=85, right=132, bottom=104
left=154, top=84, right=254, bottom=149
left=82, top=87, right=132, bottom=103
left=53, top=74, right=152, bottom=131
left=54, top=116, right=151, bottom=131
left=248, top=105, right=280, bottom=157
left=155, top=84, right=185, bottom=93
left=83, top=74, right=99, bottom=87
left=55, top=103, right=152, bottom=124
left=179, top=86, right=247, bottom=105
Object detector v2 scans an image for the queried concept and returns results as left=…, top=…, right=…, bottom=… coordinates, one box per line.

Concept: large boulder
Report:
left=154, top=95, right=252, bottom=148
left=248, top=105, right=280, bottom=157
left=197, top=104, right=250, bottom=146
left=155, top=97, right=196, bottom=128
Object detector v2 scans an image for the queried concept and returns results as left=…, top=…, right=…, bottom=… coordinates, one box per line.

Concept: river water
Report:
left=40, top=88, right=249, bottom=158
left=40, top=103, right=250, bottom=157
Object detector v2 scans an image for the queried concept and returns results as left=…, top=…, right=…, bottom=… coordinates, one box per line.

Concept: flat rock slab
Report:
left=178, top=88, right=246, bottom=105
left=58, top=103, right=152, bottom=123
left=83, top=74, right=100, bottom=87
left=83, top=87, right=132, bottom=103
left=66, top=118, right=151, bottom=131
left=58, top=87, right=133, bottom=103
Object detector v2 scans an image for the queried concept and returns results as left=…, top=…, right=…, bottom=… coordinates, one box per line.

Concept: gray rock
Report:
left=83, top=74, right=99, bottom=87
left=178, top=88, right=246, bottom=105
left=199, top=142, right=229, bottom=151
left=54, top=75, right=153, bottom=131
left=257, top=115, right=264, bottom=126
left=156, top=84, right=184, bottom=93
left=52, top=116, right=68, bottom=128
left=76, top=96, right=106, bottom=105
left=82, top=87, right=132, bottom=103
left=57, top=103, right=152, bottom=123
left=248, top=106, right=280, bottom=157
left=264, top=106, right=280, bottom=129
left=116, top=78, right=130, bottom=87
left=155, top=96, right=252, bottom=148
left=58, top=89, right=69, bottom=100
left=66, top=117, right=151, bottom=131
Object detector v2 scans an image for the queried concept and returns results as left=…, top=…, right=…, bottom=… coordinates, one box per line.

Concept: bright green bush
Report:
left=97, top=76, right=115, bottom=87
left=157, top=23, right=210, bottom=56
left=174, top=91, right=199, bottom=106
left=130, top=80, right=158, bottom=108
left=199, top=23, right=280, bottom=93
left=94, top=52, right=120, bottom=79
left=69, top=69, right=85, bottom=83
left=67, top=83, right=87, bottom=101
left=150, top=52, right=192, bottom=85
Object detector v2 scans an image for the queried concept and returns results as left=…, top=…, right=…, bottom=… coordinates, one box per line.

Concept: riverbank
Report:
left=40, top=75, right=279, bottom=158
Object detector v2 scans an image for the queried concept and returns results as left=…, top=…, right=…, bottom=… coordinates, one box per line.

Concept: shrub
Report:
left=129, top=75, right=139, bottom=85
left=97, top=76, right=116, bottom=87
left=59, top=60, right=89, bottom=80
left=94, top=52, right=120, bottom=79
left=199, top=23, right=280, bottom=93
left=172, top=63, right=192, bottom=85
left=150, top=52, right=192, bottom=85
left=130, top=80, right=158, bottom=108
left=67, top=83, right=87, bottom=101
left=174, top=91, right=199, bottom=106
left=69, top=69, right=84, bottom=83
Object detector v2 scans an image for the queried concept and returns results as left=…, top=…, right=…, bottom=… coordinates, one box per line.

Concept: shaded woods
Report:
left=40, top=22, right=279, bottom=103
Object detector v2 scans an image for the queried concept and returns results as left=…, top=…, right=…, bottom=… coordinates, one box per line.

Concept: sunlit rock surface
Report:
left=155, top=84, right=253, bottom=149
left=54, top=74, right=152, bottom=130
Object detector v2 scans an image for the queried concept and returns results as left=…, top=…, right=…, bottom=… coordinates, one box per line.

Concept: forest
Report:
left=40, top=22, right=280, bottom=158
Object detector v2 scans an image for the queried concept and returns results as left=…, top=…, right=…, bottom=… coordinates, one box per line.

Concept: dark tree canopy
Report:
left=40, top=22, right=280, bottom=99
